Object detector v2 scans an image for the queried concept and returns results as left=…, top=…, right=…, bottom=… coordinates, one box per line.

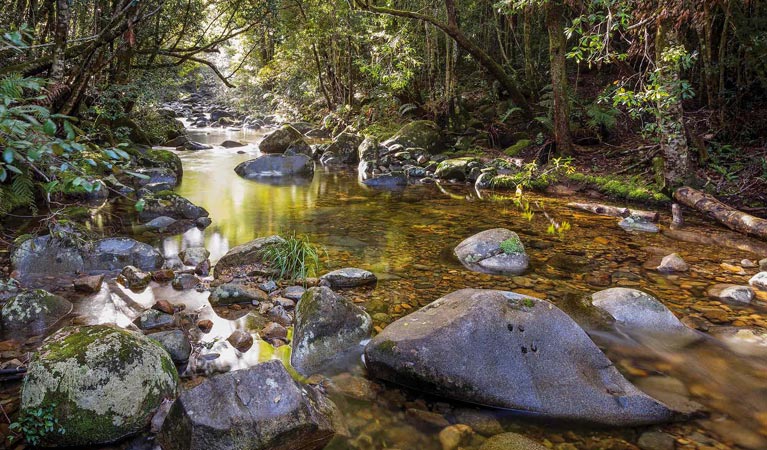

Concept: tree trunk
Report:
left=50, top=0, right=71, bottom=81
left=674, top=186, right=767, bottom=241
left=655, top=25, right=691, bottom=188
left=545, top=1, right=573, bottom=154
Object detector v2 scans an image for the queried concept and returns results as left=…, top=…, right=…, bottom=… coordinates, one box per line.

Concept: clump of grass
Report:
left=500, top=237, right=524, bottom=254
left=258, top=232, right=323, bottom=281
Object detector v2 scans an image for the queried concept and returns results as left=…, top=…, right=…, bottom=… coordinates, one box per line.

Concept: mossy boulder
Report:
left=434, top=157, right=481, bottom=181
left=259, top=125, right=307, bottom=154
left=20, top=325, right=179, bottom=446
left=291, top=287, right=372, bottom=376
left=138, top=192, right=209, bottom=222
left=1, top=290, right=73, bottom=335
left=383, top=121, right=444, bottom=154
left=128, top=148, right=183, bottom=180
left=324, top=132, right=364, bottom=164
left=454, top=229, right=529, bottom=276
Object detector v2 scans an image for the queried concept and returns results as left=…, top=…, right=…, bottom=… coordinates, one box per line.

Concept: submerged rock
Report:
left=619, top=216, right=659, bottom=233
left=20, top=325, right=178, bottom=446
left=291, top=287, right=372, bottom=376
left=159, top=360, right=344, bottom=450
left=234, top=154, right=314, bottom=178
left=590, top=288, right=688, bottom=333
left=749, top=272, right=767, bottom=290
left=707, top=283, right=754, bottom=304
left=362, top=172, right=408, bottom=188
left=480, top=433, right=548, bottom=450
left=365, top=289, right=675, bottom=426
left=320, top=268, right=377, bottom=288
left=454, top=229, right=529, bottom=276
left=259, top=125, right=307, bottom=154
left=1, top=290, right=72, bottom=333
left=382, top=121, right=444, bottom=154
left=657, top=253, right=689, bottom=273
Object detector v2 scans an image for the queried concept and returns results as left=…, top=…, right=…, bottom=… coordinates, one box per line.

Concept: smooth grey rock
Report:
left=365, top=289, right=676, bottom=426
left=148, top=330, right=192, bottom=364
left=362, top=173, right=408, bottom=188
left=138, top=192, right=209, bottom=222
left=591, top=288, right=687, bottom=333
left=220, top=140, right=245, bottom=148
left=12, top=234, right=85, bottom=276
left=657, top=253, right=689, bottom=273
left=258, top=280, right=278, bottom=293
left=158, top=360, right=344, bottom=450
left=86, top=238, right=164, bottom=272
left=707, top=283, right=754, bottom=304
left=282, top=285, right=305, bottom=300
left=235, top=154, right=314, bottom=179
left=320, top=268, right=377, bottom=288
left=209, top=283, right=268, bottom=306
left=454, top=228, right=528, bottom=276
left=749, top=272, right=767, bottom=290
left=142, top=216, right=178, bottom=231
left=291, top=287, right=372, bottom=376
left=135, top=309, right=175, bottom=330
left=21, top=325, right=178, bottom=446
left=1, top=289, right=72, bottom=333
left=619, top=216, right=659, bottom=233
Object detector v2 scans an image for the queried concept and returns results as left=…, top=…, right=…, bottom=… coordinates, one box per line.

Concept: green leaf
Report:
left=3, top=148, right=13, bottom=164
left=43, top=119, right=56, bottom=136
left=134, top=199, right=145, bottom=212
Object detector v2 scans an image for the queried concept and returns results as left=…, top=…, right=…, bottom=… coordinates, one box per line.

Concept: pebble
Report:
left=197, top=319, right=213, bottom=333
left=439, top=424, right=476, bottom=450
left=227, top=330, right=254, bottom=352
left=638, top=431, right=676, bottom=450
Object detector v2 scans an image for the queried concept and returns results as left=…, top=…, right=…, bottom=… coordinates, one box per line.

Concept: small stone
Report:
left=406, top=408, right=450, bottom=428
left=721, top=262, right=746, bottom=275
left=227, top=330, right=254, bottom=352
left=268, top=305, right=292, bottom=327
left=480, top=433, right=548, bottom=450
left=657, top=253, right=689, bottom=273
left=172, top=273, right=199, bottom=290
left=260, top=322, right=288, bottom=341
left=194, top=260, right=211, bottom=276
left=741, top=259, right=757, bottom=268
left=320, top=268, right=377, bottom=288
left=152, top=269, right=175, bottom=283
left=148, top=329, right=191, bottom=364
left=197, top=319, right=213, bottom=333
left=73, top=274, right=104, bottom=293
left=282, top=285, right=306, bottom=300
left=259, top=280, right=278, bottom=292
left=619, top=216, right=659, bottom=233
left=134, top=309, right=174, bottom=330
left=274, top=297, right=296, bottom=309
left=179, top=247, right=210, bottom=266
left=118, top=266, right=152, bottom=291
left=152, top=300, right=175, bottom=315
left=439, top=424, right=476, bottom=450
left=749, top=272, right=767, bottom=290
left=452, top=408, right=504, bottom=436
left=760, top=258, right=767, bottom=271
left=637, top=431, right=676, bottom=450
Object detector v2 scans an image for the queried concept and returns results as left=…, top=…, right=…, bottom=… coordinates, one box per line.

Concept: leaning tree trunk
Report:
left=674, top=186, right=767, bottom=241
left=545, top=0, right=573, bottom=155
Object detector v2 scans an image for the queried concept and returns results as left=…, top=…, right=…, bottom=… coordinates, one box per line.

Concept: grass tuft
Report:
left=257, top=232, right=323, bottom=282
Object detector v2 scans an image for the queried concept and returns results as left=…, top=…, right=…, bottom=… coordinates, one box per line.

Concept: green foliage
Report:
left=8, top=403, right=65, bottom=446
left=258, top=233, right=324, bottom=281
left=504, top=139, right=531, bottom=157
left=500, top=237, right=524, bottom=254
left=566, top=172, right=670, bottom=203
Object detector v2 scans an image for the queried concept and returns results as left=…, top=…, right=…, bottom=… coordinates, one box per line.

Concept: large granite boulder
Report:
left=382, top=121, right=444, bottom=154
left=20, top=325, right=178, bottom=446
left=234, top=154, right=314, bottom=179
left=454, top=229, right=529, bottom=276
left=159, top=360, right=344, bottom=450
left=259, top=125, right=307, bottom=154
left=324, top=132, right=364, bottom=165
left=365, top=289, right=675, bottom=426
left=1, top=289, right=72, bottom=334
left=291, top=287, right=372, bottom=376
left=214, top=235, right=285, bottom=277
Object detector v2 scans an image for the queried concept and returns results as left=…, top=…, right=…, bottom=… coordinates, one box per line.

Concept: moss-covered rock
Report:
left=434, top=157, right=480, bottom=181
left=20, top=325, right=179, bottom=446
left=1, top=290, right=73, bottom=334
left=138, top=192, right=209, bottom=222
left=260, top=125, right=307, bottom=154
left=382, top=121, right=444, bottom=154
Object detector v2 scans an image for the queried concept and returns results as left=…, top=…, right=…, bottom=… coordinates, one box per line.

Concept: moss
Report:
left=504, top=139, right=531, bottom=157
left=520, top=298, right=535, bottom=308
left=562, top=173, right=670, bottom=204
left=362, top=121, right=402, bottom=141
left=500, top=237, right=524, bottom=254
left=376, top=339, right=398, bottom=354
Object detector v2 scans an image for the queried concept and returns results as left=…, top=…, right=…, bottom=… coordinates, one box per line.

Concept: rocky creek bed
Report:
left=0, top=120, right=766, bottom=450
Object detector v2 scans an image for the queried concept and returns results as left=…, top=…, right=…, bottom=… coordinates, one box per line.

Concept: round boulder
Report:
left=291, top=287, right=372, bottom=376
left=365, top=289, right=675, bottom=426
left=454, top=229, right=529, bottom=276
left=590, top=288, right=688, bottom=333
left=259, top=125, right=307, bottom=154
left=20, top=325, right=178, bottom=446
left=234, top=154, right=314, bottom=179
left=320, top=268, right=377, bottom=288
left=382, top=121, right=444, bottom=154
left=1, top=290, right=72, bottom=334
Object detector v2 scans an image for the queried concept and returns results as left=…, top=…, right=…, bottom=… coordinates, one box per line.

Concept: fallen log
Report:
left=662, top=228, right=767, bottom=257
left=567, top=202, right=660, bottom=222
left=674, top=186, right=767, bottom=241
